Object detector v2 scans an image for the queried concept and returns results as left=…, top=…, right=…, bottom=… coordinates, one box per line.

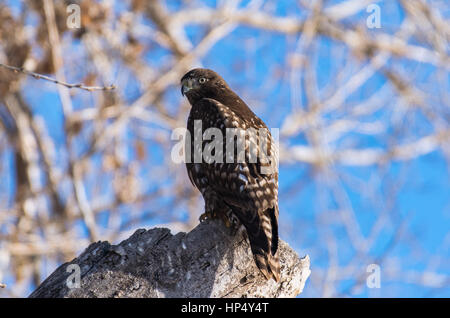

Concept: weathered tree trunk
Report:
left=29, top=219, right=310, bottom=298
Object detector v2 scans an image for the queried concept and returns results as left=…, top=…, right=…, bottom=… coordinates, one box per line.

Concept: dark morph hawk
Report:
left=181, top=68, right=280, bottom=281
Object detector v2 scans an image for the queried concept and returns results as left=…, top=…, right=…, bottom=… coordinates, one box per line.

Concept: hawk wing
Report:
left=186, top=98, right=278, bottom=212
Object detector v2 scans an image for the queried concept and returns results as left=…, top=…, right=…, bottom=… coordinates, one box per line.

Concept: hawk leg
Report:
left=199, top=189, right=225, bottom=223
left=199, top=191, right=237, bottom=231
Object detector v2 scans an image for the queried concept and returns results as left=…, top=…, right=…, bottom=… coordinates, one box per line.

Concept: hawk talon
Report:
left=199, top=211, right=218, bottom=222
left=199, top=211, right=232, bottom=229
left=199, top=212, right=210, bottom=222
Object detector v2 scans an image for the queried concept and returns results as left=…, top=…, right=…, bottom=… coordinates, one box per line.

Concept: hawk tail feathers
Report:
left=246, top=207, right=280, bottom=282
left=253, top=249, right=280, bottom=282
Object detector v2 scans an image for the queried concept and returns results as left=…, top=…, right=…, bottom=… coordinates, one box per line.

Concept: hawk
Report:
left=181, top=68, right=280, bottom=282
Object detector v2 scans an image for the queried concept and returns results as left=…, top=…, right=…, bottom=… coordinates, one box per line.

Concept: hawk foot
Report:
left=199, top=210, right=219, bottom=222
left=199, top=211, right=233, bottom=229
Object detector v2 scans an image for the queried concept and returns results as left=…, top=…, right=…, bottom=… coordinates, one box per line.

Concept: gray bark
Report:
left=29, top=219, right=310, bottom=298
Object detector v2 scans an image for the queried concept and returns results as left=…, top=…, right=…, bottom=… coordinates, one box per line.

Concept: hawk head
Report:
left=181, top=68, right=229, bottom=104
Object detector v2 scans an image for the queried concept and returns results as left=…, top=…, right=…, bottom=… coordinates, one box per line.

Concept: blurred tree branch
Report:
left=0, top=63, right=116, bottom=91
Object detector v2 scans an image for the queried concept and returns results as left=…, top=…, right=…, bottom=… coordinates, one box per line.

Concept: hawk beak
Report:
left=181, top=78, right=194, bottom=96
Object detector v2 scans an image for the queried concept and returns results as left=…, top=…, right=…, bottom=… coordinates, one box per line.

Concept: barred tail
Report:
left=242, top=206, right=280, bottom=282
left=253, top=248, right=280, bottom=282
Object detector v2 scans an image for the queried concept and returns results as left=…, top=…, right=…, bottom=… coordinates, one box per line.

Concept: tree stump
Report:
left=29, top=219, right=310, bottom=298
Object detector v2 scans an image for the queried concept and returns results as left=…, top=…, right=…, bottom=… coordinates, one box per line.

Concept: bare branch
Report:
left=0, top=63, right=116, bottom=92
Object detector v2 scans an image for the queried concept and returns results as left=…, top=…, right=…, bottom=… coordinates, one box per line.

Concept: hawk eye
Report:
left=199, top=77, right=207, bottom=84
